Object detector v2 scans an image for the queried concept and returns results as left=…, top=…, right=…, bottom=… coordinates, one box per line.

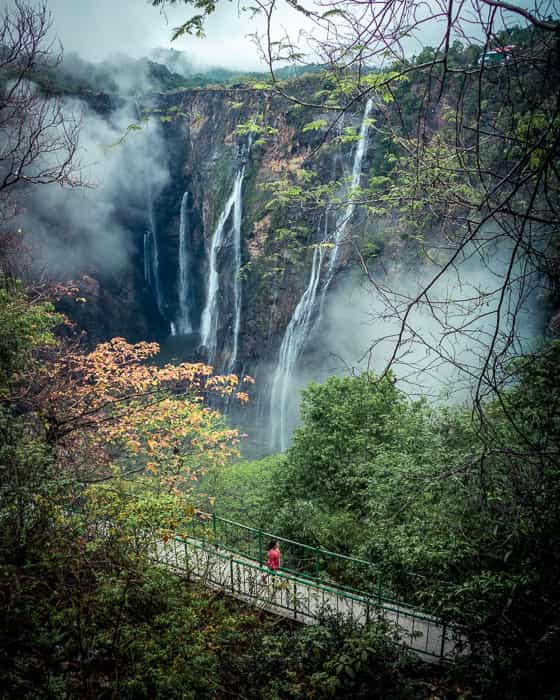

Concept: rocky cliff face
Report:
left=25, top=59, right=554, bottom=454
left=31, top=79, right=397, bottom=450
left=135, top=85, right=381, bottom=370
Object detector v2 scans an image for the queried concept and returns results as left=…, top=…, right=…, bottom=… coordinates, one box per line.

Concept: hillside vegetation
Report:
left=1, top=3, right=559, bottom=697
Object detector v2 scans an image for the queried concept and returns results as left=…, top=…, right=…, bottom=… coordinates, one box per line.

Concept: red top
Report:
left=267, top=548, right=280, bottom=571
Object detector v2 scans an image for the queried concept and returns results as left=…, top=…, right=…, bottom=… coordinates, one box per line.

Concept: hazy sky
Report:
left=9, top=0, right=545, bottom=71
left=23, top=0, right=305, bottom=70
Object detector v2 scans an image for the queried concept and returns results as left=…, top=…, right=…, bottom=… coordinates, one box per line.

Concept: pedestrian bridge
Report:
left=149, top=512, right=463, bottom=662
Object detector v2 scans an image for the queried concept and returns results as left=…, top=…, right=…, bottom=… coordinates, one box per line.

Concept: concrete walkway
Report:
left=150, top=535, right=463, bottom=662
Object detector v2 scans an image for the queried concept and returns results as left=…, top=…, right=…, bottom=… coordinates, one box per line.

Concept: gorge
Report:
left=3, top=3, right=560, bottom=694
left=20, top=72, right=393, bottom=451
left=19, top=52, right=550, bottom=454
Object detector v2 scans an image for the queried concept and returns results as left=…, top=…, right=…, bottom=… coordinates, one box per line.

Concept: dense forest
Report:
left=1, top=0, right=559, bottom=698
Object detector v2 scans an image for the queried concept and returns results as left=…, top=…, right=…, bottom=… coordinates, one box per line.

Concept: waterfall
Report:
left=268, top=99, right=373, bottom=451
left=325, top=97, right=373, bottom=285
left=228, top=163, right=245, bottom=373
left=143, top=230, right=151, bottom=284
left=199, top=176, right=239, bottom=360
left=200, top=140, right=250, bottom=366
left=174, top=191, right=192, bottom=335
left=146, top=178, right=164, bottom=316
left=269, top=240, right=326, bottom=451
left=135, top=98, right=165, bottom=318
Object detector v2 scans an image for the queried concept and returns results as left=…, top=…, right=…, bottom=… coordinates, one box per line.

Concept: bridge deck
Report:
left=151, top=536, right=463, bottom=662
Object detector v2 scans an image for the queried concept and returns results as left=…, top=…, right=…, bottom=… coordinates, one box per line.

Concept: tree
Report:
left=0, top=280, right=63, bottom=558
left=266, top=372, right=427, bottom=554
left=26, top=336, right=247, bottom=484
left=0, top=281, right=255, bottom=693
left=288, top=373, right=407, bottom=505
left=0, top=1, right=83, bottom=226
left=259, top=351, right=560, bottom=692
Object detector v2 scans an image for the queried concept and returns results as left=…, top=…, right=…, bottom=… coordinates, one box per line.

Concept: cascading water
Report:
left=268, top=99, right=373, bottom=451
left=174, top=191, right=193, bottom=335
left=135, top=98, right=165, bottom=319
left=145, top=178, right=164, bottom=317
left=143, top=230, right=151, bottom=284
left=200, top=140, right=250, bottom=366
left=269, top=236, right=326, bottom=452
left=323, top=98, right=373, bottom=290
left=200, top=176, right=240, bottom=360
left=228, top=156, right=246, bottom=373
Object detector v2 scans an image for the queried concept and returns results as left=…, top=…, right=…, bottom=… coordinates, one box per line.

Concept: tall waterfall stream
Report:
left=146, top=179, right=164, bottom=318
left=200, top=140, right=251, bottom=367
left=173, top=191, right=193, bottom=335
left=269, top=99, right=373, bottom=451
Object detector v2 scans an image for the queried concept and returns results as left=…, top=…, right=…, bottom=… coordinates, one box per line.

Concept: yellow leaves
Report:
left=207, top=372, right=237, bottom=387
left=40, top=336, right=253, bottom=483
left=205, top=372, right=255, bottom=401
left=235, top=391, right=250, bottom=404
left=227, top=373, right=239, bottom=386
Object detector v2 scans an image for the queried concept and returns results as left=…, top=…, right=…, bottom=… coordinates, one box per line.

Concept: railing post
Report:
left=315, top=548, right=321, bottom=580
left=293, top=580, right=298, bottom=620
left=377, top=578, right=382, bottom=605
left=230, top=555, right=234, bottom=592
left=212, top=512, right=218, bottom=547
left=258, top=528, right=263, bottom=565
left=439, top=623, right=447, bottom=659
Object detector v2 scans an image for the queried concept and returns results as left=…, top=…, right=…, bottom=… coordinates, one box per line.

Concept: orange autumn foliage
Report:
left=31, top=337, right=252, bottom=487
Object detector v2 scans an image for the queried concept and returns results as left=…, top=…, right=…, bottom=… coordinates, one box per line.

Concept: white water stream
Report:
left=269, top=99, right=373, bottom=451
left=146, top=179, right=164, bottom=317
left=229, top=168, right=245, bottom=373
left=136, top=98, right=165, bottom=321
left=320, top=97, right=374, bottom=303
left=269, top=240, right=326, bottom=451
left=143, top=230, right=151, bottom=284
left=174, top=191, right=192, bottom=335
left=200, top=144, right=249, bottom=365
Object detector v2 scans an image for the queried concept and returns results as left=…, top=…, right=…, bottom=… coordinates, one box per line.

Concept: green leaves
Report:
left=320, top=8, right=346, bottom=19
left=287, top=372, right=408, bottom=511
left=172, top=15, right=207, bottom=39
left=234, top=114, right=278, bottom=138
left=151, top=0, right=221, bottom=39
left=302, top=118, right=328, bottom=132
left=0, top=284, right=61, bottom=393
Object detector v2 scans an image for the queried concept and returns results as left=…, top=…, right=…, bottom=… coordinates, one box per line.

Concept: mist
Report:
left=26, top=0, right=542, bottom=86
left=264, top=235, right=546, bottom=448
left=17, top=97, right=170, bottom=280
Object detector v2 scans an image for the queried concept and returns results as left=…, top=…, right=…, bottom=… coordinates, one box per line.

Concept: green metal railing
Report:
left=182, top=512, right=439, bottom=605
left=150, top=532, right=458, bottom=660
left=63, top=504, right=461, bottom=659
left=74, top=504, right=446, bottom=613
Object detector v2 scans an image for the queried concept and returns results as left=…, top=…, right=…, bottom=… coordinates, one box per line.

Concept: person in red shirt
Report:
left=262, top=540, right=280, bottom=583
left=267, top=540, right=281, bottom=572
